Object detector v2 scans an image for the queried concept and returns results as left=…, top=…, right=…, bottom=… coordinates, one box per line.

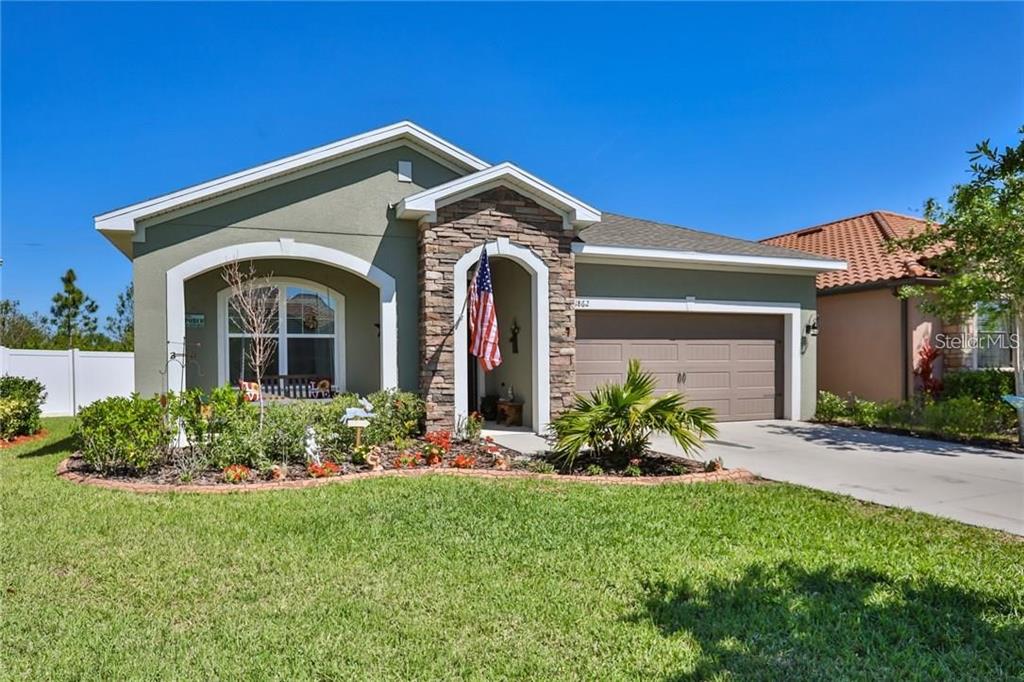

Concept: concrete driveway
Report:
left=488, top=422, right=1024, bottom=535
left=656, top=421, right=1024, bottom=535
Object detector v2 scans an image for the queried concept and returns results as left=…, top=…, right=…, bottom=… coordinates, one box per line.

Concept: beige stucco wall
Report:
left=131, top=146, right=461, bottom=396
left=907, top=296, right=945, bottom=393
left=484, top=258, right=534, bottom=427
left=817, top=288, right=902, bottom=401
left=575, top=264, right=819, bottom=419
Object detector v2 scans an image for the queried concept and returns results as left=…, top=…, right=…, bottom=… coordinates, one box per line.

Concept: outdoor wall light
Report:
left=805, top=315, right=820, bottom=337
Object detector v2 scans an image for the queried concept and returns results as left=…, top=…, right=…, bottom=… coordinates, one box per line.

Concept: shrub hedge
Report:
left=72, top=386, right=426, bottom=476
left=0, top=376, right=46, bottom=439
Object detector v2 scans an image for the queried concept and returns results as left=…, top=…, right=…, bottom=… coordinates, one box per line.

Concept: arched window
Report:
left=218, top=280, right=345, bottom=387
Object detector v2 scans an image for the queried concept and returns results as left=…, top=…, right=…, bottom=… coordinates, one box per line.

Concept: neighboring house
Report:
left=761, top=210, right=1010, bottom=402
left=95, top=122, right=843, bottom=433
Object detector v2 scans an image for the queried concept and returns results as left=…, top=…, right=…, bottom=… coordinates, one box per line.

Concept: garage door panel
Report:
left=685, top=343, right=732, bottom=362
left=577, top=343, right=623, bottom=362
left=735, top=370, right=775, bottom=389
left=735, top=343, right=775, bottom=362
left=629, top=344, right=679, bottom=362
left=576, top=312, right=783, bottom=422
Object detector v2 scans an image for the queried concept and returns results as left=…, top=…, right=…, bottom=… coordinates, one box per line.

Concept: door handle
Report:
left=678, top=371, right=687, bottom=384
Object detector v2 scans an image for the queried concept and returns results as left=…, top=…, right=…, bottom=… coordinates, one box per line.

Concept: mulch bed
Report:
left=0, top=430, right=48, bottom=449
left=56, top=437, right=752, bottom=493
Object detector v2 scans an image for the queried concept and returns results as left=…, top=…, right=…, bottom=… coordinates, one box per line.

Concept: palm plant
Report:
left=552, top=359, right=718, bottom=468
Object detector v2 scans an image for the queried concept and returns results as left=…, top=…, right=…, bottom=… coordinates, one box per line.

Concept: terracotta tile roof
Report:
left=760, top=210, right=941, bottom=290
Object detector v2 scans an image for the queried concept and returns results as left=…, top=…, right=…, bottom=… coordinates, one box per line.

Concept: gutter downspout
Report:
left=899, top=293, right=910, bottom=401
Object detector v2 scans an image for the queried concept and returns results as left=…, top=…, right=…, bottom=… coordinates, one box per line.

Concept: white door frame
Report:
left=573, top=296, right=803, bottom=420
left=165, top=239, right=397, bottom=393
left=454, top=237, right=550, bottom=432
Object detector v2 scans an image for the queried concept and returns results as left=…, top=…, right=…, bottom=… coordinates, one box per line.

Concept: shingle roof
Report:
left=760, top=210, right=941, bottom=290
left=577, top=213, right=831, bottom=261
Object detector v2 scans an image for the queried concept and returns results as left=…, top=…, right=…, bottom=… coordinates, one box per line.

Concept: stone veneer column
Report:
left=418, top=187, right=576, bottom=430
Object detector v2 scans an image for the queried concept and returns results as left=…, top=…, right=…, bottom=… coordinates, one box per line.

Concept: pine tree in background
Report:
left=105, top=284, right=134, bottom=351
left=48, top=269, right=99, bottom=349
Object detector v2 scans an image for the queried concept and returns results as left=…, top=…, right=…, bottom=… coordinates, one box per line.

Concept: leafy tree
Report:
left=0, top=299, right=51, bottom=349
left=897, top=126, right=1024, bottom=443
left=105, top=284, right=134, bottom=351
left=48, top=269, right=99, bottom=349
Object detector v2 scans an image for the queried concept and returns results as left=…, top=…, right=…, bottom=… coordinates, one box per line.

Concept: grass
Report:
left=2, top=418, right=1022, bottom=680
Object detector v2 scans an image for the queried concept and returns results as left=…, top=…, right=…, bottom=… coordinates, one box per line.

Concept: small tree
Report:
left=896, top=126, right=1024, bottom=443
left=0, top=300, right=51, bottom=349
left=105, top=284, right=134, bottom=351
left=48, top=269, right=99, bottom=348
left=221, top=261, right=278, bottom=425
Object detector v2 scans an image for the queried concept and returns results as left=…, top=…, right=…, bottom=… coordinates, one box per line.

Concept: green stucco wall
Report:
left=132, top=146, right=460, bottom=396
left=575, top=263, right=820, bottom=419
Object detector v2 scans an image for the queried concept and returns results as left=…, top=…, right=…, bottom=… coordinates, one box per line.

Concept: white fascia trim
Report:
left=574, top=296, right=803, bottom=420
left=454, top=238, right=551, bottom=433
left=397, top=162, right=601, bottom=229
left=166, top=239, right=397, bottom=394
left=572, top=243, right=847, bottom=274
left=96, top=121, right=490, bottom=234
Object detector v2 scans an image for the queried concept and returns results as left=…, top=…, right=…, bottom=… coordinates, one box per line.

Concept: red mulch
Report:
left=0, top=430, right=48, bottom=449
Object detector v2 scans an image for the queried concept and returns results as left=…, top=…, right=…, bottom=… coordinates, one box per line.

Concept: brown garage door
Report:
left=576, top=312, right=783, bottom=421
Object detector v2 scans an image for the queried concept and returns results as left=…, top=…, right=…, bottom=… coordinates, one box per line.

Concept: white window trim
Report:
left=166, top=239, right=397, bottom=394
left=216, top=279, right=346, bottom=389
left=454, top=238, right=550, bottom=433
left=572, top=296, right=804, bottom=420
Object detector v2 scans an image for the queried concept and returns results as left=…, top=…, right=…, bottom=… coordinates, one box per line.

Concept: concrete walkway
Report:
left=487, top=422, right=1024, bottom=535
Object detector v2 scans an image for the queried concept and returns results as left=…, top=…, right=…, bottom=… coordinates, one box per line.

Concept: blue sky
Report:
left=2, top=2, right=1022, bottom=317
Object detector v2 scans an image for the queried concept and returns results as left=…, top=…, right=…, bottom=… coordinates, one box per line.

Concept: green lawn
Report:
left=2, top=418, right=1022, bottom=680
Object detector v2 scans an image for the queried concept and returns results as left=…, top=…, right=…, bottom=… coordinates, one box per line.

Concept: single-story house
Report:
left=761, top=210, right=1014, bottom=402
left=96, top=122, right=844, bottom=433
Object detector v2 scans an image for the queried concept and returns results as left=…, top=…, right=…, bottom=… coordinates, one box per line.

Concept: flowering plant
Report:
left=223, top=464, right=253, bottom=484
left=393, top=452, right=424, bottom=469
left=423, top=430, right=452, bottom=453
left=307, top=460, right=341, bottom=478
left=451, top=454, right=476, bottom=469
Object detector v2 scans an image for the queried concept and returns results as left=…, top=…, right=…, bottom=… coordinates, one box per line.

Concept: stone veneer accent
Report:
left=418, top=187, right=576, bottom=430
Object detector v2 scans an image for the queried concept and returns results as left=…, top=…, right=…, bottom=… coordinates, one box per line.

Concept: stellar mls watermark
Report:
left=934, top=331, right=1020, bottom=351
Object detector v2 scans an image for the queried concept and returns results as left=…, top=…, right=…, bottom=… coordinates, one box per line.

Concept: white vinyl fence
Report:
left=0, top=347, right=135, bottom=416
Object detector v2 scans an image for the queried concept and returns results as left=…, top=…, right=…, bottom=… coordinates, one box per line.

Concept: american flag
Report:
left=469, top=250, right=502, bottom=371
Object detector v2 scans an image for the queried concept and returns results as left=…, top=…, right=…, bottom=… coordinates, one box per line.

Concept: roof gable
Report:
left=396, top=162, right=600, bottom=229
left=95, top=121, right=489, bottom=238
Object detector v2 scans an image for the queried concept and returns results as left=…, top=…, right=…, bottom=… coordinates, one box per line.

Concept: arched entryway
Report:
left=165, top=239, right=397, bottom=394
left=453, top=237, right=550, bottom=433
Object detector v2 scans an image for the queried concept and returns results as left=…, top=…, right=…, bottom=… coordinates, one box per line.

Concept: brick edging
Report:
left=56, top=457, right=755, bottom=494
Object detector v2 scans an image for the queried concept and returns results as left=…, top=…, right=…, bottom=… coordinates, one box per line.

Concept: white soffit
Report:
left=397, top=162, right=601, bottom=228
left=572, top=243, right=847, bottom=274
left=94, top=121, right=490, bottom=236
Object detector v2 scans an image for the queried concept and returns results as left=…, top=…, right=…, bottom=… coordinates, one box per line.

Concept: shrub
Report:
left=923, top=397, right=1005, bottom=441
left=551, top=359, right=718, bottom=469
left=0, top=376, right=45, bottom=438
left=0, top=398, right=31, bottom=440
left=206, top=396, right=263, bottom=469
left=623, top=459, right=643, bottom=477
left=365, top=389, right=425, bottom=445
left=76, top=395, right=170, bottom=473
left=847, top=396, right=881, bottom=428
left=876, top=400, right=917, bottom=429
left=814, top=391, right=847, bottom=423
left=943, top=369, right=1015, bottom=405
left=223, top=464, right=253, bottom=484
left=261, top=403, right=313, bottom=463
left=308, top=393, right=363, bottom=456
left=526, top=460, right=555, bottom=474
left=585, top=463, right=604, bottom=476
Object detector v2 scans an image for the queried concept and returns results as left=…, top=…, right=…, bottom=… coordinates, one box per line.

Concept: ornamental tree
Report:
left=896, top=127, right=1024, bottom=443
